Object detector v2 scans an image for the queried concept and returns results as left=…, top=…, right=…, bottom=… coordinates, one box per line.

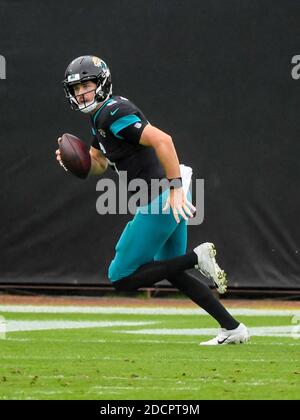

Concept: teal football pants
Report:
left=108, top=189, right=189, bottom=282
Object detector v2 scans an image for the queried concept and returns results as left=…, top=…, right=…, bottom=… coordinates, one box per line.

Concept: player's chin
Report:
left=78, top=100, right=97, bottom=114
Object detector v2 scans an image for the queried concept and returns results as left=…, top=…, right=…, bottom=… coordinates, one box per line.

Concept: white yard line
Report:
left=119, top=325, right=300, bottom=338
left=2, top=320, right=299, bottom=339
left=0, top=304, right=299, bottom=317
left=5, top=337, right=300, bottom=346
left=4, top=320, right=157, bottom=333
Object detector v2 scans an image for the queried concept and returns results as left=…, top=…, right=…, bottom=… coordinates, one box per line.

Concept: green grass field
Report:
left=0, top=304, right=299, bottom=400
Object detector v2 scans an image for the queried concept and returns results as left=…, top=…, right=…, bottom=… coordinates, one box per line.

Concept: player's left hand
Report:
left=163, top=187, right=196, bottom=223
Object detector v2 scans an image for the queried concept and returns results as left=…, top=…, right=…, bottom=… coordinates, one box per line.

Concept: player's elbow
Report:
left=163, top=134, right=173, bottom=145
left=156, top=134, right=174, bottom=152
left=140, top=125, right=173, bottom=148
left=151, top=134, right=173, bottom=150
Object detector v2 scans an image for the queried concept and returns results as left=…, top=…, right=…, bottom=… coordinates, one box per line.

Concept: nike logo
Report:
left=110, top=108, right=119, bottom=116
left=217, top=337, right=230, bottom=345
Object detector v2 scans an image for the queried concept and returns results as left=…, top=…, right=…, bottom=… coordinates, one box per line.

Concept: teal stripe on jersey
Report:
left=92, top=98, right=114, bottom=124
left=110, top=114, right=141, bottom=139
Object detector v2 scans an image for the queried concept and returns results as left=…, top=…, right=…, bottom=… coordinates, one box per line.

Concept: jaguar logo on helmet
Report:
left=92, top=56, right=102, bottom=67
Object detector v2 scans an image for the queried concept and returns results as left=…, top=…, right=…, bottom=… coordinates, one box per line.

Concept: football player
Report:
left=56, top=55, right=249, bottom=345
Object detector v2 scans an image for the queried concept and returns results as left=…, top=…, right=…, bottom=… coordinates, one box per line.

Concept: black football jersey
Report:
left=91, top=96, right=166, bottom=203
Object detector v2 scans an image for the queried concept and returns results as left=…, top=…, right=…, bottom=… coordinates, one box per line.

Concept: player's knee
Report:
left=108, top=259, right=138, bottom=283
left=108, top=263, right=137, bottom=292
left=108, top=261, right=122, bottom=282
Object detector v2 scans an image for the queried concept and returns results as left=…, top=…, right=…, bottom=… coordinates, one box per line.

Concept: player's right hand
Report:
left=55, top=137, right=68, bottom=171
left=163, top=187, right=196, bottom=224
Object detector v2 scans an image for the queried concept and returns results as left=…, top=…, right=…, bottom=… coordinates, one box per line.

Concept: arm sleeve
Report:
left=116, top=120, right=149, bottom=144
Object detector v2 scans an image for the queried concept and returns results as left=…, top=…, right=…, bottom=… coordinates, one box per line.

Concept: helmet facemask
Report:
left=64, top=79, right=108, bottom=114
left=71, top=82, right=98, bottom=114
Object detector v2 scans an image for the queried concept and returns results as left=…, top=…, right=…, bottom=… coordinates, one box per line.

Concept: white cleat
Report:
left=194, top=242, right=228, bottom=294
left=199, top=323, right=250, bottom=346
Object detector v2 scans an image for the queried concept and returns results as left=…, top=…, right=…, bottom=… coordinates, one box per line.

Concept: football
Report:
left=59, top=133, right=91, bottom=179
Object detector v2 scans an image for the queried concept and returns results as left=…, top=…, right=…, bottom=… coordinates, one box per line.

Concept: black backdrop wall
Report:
left=1, top=0, right=300, bottom=288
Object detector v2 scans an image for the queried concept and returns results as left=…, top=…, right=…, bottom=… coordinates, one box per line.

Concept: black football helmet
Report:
left=63, top=55, right=112, bottom=113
